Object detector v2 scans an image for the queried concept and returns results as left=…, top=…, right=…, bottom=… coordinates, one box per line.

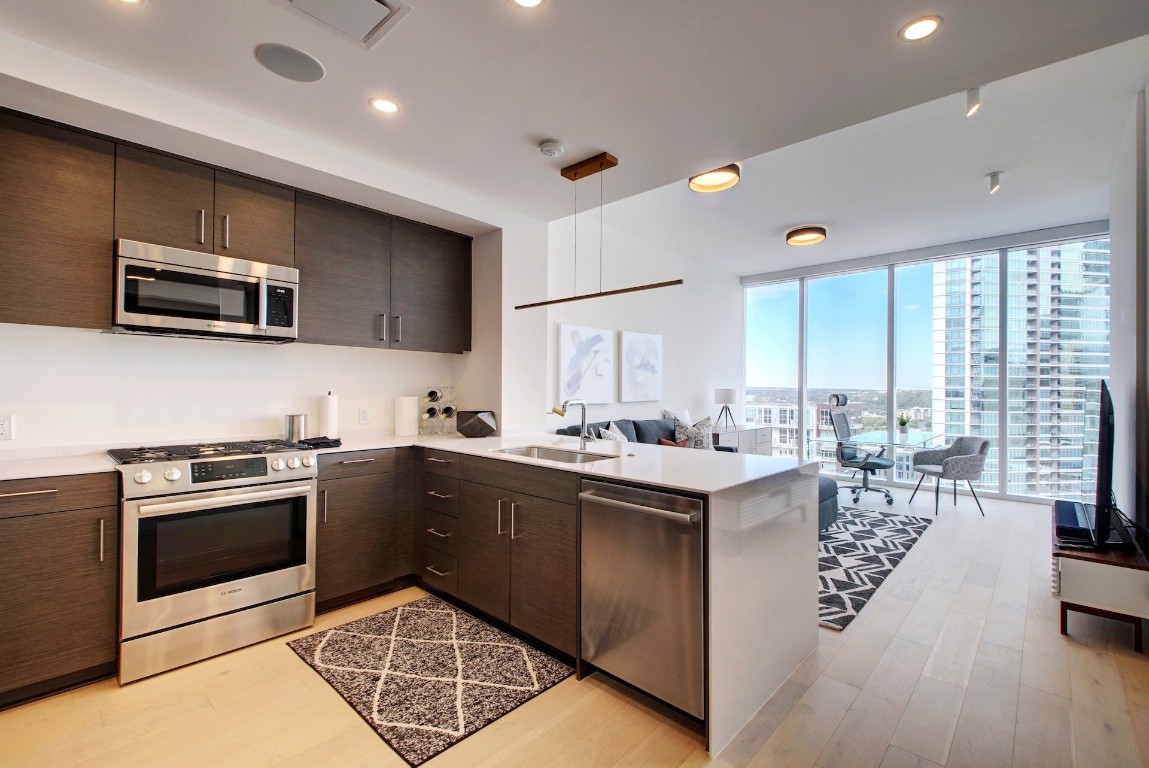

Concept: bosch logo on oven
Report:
left=221, top=587, right=243, bottom=597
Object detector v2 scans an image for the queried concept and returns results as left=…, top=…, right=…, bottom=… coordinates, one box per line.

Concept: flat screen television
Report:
left=1092, top=379, right=1115, bottom=545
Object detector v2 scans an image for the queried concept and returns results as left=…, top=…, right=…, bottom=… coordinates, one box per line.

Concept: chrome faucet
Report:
left=552, top=399, right=595, bottom=449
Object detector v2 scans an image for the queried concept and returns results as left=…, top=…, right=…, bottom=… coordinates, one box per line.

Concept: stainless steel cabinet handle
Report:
left=497, top=498, right=505, bottom=535
left=426, top=457, right=451, bottom=464
left=322, top=489, right=328, bottom=523
left=427, top=490, right=452, bottom=499
left=510, top=502, right=519, bottom=539
left=426, top=528, right=451, bottom=538
left=197, top=209, right=206, bottom=244
left=425, top=565, right=450, bottom=577
left=0, top=489, right=58, bottom=499
left=341, top=458, right=376, bottom=464
left=379, top=314, right=389, bottom=342
left=395, top=315, right=402, bottom=343
left=99, top=519, right=105, bottom=563
left=223, top=214, right=230, bottom=248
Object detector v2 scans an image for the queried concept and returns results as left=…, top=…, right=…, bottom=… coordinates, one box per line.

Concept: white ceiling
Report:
left=0, top=0, right=1147, bottom=228
left=601, top=35, right=1149, bottom=278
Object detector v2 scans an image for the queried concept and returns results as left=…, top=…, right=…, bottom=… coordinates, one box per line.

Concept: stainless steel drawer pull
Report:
left=426, top=457, right=451, bottom=464
left=99, top=519, right=105, bottom=563
left=510, top=502, right=519, bottom=539
left=197, top=209, right=206, bottom=244
left=222, top=214, right=231, bottom=248
left=425, top=565, right=450, bottom=577
left=426, top=528, right=451, bottom=538
left=0, top=489, right=58, bottom=499
left=322, top=489, right=328, bottom=523
left=427, top=490, right=452, bottom=499
left=497, top=498, right=505, bottom=535
left=341, top=458, right=376, bottom=464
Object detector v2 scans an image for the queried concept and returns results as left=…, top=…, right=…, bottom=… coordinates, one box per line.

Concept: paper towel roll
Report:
left=319, top=392, right=339, bottom=439
left=395, top=396, right=419, bottom=436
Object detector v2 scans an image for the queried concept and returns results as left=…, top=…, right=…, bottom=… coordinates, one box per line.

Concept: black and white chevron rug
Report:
left=818, top=507, right=932, bottom=631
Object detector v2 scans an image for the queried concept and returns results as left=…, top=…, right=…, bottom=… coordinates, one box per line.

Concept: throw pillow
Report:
left=674, top=416, right=714, bottom=450
left=598, top=422, right=629, bottom=442
left=658, top=437, right=688, bottom=447
left=662, top=407, right=692, bottom=425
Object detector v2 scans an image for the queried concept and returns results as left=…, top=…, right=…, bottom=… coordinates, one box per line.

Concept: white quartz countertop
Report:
left=0, top=434, right=808, bottom=493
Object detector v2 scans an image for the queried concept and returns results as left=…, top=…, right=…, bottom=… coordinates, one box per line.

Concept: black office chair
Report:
left=831, top=411, right=894, bottom=506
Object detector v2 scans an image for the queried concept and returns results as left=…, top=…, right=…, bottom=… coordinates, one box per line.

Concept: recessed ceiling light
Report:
left=688, top=164, right=740, bottom=193
left=966, top=87, right=981, bottom=117
left=119, top=0, right=146, bottom=6
left=369, top=97, right=400, bottom=114
left=511, top=0, right=545, bottom=8
left=254, top=43, right=325, bottom=83
left=786, top=225, right=827, bottom=246
left=898, top=16, right=942, bottom=42
left=987, top=171, right=1002, bottom=194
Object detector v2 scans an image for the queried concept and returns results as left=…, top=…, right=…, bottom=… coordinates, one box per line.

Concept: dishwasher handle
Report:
left=579, top=491, right=698, bottom=525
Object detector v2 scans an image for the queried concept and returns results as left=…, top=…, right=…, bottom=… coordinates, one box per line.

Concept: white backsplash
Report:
left=0, top=323, right=459, bottom=450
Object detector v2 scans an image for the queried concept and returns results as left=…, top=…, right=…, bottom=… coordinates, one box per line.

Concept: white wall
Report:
left=544, top=218, right=744, bottom=433
left=1108, top=89, right=1148, bottom=525
left=452, top=230, right=502, bottom=423
left=0, top=324, right=460, bottom=451
left=499, top=223, right=551, bottom=434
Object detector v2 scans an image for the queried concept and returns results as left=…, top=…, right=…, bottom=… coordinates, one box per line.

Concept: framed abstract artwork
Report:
left=558, top=324, right=616, bottom=404
left=620, top=331, right=663, bottom=402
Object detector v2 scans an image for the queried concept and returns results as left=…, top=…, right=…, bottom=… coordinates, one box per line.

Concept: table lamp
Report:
left=714, top=388, right=737, bottom=430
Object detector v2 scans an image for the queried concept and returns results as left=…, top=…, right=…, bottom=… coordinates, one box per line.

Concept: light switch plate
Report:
left=0, top=414, right=13, bottom=440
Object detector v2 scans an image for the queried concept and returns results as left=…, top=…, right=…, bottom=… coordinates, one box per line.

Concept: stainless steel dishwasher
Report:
left=579, top=479, right=704, bottom=718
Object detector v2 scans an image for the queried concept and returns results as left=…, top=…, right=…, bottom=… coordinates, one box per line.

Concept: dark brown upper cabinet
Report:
left=115, top=146, right=295, bottom=267
left=0, top=112, right=115, bottom=330
left=212, top=171, right=296, bottom=267
left=295, top=194, right=391, bottom=349
left=390, top=218, right=472, bottom=353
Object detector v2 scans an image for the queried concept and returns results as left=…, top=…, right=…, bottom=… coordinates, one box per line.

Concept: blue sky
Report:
left=745, top=263, right=934, bottom=390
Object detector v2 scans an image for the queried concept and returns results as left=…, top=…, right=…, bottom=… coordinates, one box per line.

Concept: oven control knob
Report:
left=301, top=455, right=315, bottom=468
left=133, top=469, right=153, bottom=484
left=287, top=457, right=301, bottom=469
left=271, top=458, right=287, bottom=471
left=164, top=467, right=182, bottom=481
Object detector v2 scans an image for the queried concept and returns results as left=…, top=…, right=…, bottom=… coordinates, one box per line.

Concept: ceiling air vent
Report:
left=289, top=0, right=411, bottom=48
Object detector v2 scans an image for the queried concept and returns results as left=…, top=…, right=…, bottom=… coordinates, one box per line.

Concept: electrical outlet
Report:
left=0, top=414, right=13, bottom=441
left=358, top=408, right=370, bottom=425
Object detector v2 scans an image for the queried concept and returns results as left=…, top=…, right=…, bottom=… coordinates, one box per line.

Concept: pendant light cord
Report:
left=599, top=167, right=604, bottom=294
left=573, top=178, right=578, bottom=295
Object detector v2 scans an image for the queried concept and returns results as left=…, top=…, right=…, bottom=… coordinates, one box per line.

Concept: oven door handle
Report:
left=136, top=484, right=314, bottom=518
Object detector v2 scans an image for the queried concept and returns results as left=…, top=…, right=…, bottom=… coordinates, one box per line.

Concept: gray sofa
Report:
left=555, top=418, right=736, bottom=452
left=819, top=476, right=839, bottom=531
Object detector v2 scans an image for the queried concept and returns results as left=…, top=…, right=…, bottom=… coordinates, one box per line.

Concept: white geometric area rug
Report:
left=818, top=507, right=932, bottom=631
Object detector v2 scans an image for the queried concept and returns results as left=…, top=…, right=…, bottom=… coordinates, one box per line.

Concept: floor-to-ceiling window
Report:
left=743, top=232, right=1111, bottom=502
left=744, top=281, right=799, bottom=456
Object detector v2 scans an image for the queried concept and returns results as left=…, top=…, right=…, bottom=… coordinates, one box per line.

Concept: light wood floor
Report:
left=1, top=486, right=1146, bottom=767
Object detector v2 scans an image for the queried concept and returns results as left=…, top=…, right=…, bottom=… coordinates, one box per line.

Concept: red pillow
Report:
left=658, top=437, right=688, bottom=447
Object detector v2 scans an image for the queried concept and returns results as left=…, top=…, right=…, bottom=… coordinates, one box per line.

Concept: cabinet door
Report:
left=509, top=494, right=577, bottom=655
left=0, top=506, right=118, bottom=698
left=213, top=171, right=295, bottom=267
left=457, top=481, right=511, bottom=622
left=295, top=194, right=391, bottom=348
left=0, top=113, right=114, bottom=330
left=316, top=472, right=397, bottom=606
left=390, top=218, right=471, bottom=353
left=114, top=145, right=215, bottom=252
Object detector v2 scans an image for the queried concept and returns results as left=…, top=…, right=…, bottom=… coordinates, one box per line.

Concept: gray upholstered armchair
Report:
left=909, top=436, right=990, bottom=516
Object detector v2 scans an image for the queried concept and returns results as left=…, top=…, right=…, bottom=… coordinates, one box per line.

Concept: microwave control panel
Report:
left=266, top=286, right=294, bottom=328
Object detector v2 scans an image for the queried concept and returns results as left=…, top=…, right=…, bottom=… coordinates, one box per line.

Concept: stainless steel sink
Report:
left=493, top=446, right=617, bottom=464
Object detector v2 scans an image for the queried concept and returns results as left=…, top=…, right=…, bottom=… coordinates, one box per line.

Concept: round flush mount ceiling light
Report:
left=511, top=0, right=545, bottom=8
left=898, top=16, right=942, bottom=41
left=688, top=164, right=740, bottom=193
left=369, top=97, right=400, bottom=114
left=786, top=225, right=828, bottom=246
left=254, top=43, right=325, bottom=83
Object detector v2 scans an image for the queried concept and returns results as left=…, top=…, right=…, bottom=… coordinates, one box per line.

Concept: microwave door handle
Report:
left=257, top=276, right=268, bottom=330
left=137, top=484, right=313, bottom=518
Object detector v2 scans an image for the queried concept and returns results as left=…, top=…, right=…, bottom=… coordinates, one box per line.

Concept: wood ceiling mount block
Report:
left=560, top=152, right=618, bottom=181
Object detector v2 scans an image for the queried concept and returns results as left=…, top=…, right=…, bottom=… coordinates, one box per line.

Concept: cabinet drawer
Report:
left=460, top=455, right=578, bottom=505
left=423, top=448, right=461, bottom=478
left=420, top=546, right=458, bottom=596
left=318, top=449, right=396, bottom=480
left=423, top=474, right=459, bottom=517
left=420, top=508, right=458, bottom=557
left=0, top=473, right=118, bottom=521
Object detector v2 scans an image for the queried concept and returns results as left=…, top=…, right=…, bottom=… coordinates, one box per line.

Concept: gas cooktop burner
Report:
left=108, top=439, right=308, bottom=464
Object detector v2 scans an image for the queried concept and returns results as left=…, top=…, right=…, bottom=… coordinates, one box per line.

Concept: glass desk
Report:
left=808, top=429, right=942, bottom=449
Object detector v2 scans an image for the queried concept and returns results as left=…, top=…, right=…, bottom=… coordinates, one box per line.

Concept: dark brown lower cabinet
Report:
left=455, top=480, right=577, bottom=656
left=0, top=506, right=119, bottom=706
left=316, top=472, right=397, bottom=608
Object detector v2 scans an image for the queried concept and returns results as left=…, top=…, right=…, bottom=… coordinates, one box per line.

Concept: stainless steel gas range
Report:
left=109, top=440, right=318, bottom=683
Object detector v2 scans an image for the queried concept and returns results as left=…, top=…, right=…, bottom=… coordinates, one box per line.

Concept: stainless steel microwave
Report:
left=114, top=240, right=299, bottom=343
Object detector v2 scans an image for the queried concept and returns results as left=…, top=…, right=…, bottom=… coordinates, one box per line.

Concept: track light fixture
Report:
left=987, top=171, right=1002, bottom=194
left=966, top=87, right=981, bottom=117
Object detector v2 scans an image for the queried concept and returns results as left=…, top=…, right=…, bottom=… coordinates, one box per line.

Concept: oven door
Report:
left=115, top=256, right=297, bottom=341
left=121, top=481, right=316, bottom=640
